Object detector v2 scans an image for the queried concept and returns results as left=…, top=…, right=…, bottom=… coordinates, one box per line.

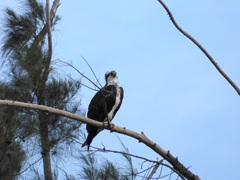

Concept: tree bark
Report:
left=34, top=1, right=60, bottom=179
left=39, top=110, right=53, bottom=180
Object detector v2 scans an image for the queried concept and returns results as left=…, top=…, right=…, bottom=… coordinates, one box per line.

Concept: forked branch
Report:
left=0, top=100, right=200, bottom=180
left=59, top=60, right=102, bottom=90
left=157, top=0, right=240, bottom=95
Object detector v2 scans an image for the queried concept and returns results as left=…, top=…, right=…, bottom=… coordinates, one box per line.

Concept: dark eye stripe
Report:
left=105, top=71, right=117, bottom=80
left=105, top=73, right=110, bottom=79
left=111, top=71, right=116, bottom=75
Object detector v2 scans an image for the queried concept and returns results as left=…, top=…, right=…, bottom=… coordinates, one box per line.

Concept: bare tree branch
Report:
left=59, top=60, right=102, bottom=90
left=88, top=144, right=185, bottom=179
left=42, top=0, right=53, bottom=81
left=157, top=0, right=240, bottom=95
left=32, top=0, right=60, bottom=92
left=14, top=156, right=42, bottom=176
left=147, top=160, right=162, bottom=180
left=74, top=140, right=163, bottom=164
left=50, top=0, right=60, bottom=21
left=0, top=100, right=200, bottom=180
left=81, top=56, right=103, bottom=88
left=67, top=74, right=98, bottom=92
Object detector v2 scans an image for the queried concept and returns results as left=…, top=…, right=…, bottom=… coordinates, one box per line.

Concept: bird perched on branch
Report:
left=82, top=70, right=124, bottom=150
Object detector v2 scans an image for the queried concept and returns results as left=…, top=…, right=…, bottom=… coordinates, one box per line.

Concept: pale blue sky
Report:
left=1, top=1, right=240, bottom=179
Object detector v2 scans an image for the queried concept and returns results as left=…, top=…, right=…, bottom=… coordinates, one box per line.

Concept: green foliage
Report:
left=98, top=159, right=120, bottom=180
left=2, top=0, right=60, bottom=58
left=77, top=140, right=137, bottom=180
left=118, top=139, right=137, bottom=180
left=78, top=153, right=123, bottom=180
left=0, top=141, right=25, bottom=179
left=0, top=1, right=137, bottom=179
left=0, top=0, right=82, bottom=179
left=0, top=84, right=26, bottom=179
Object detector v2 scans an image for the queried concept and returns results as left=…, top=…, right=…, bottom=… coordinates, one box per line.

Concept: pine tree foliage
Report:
left=78, top=153, right=128, bottom=180
left=1, top=1, right=142, bottom=179
left=119, top=140, right=137, bottom=180
left=0, top=84, right=26, bottom=179
left=0, top=0, right=82, bottom=179
left=77, top=140, right=137, bottom=180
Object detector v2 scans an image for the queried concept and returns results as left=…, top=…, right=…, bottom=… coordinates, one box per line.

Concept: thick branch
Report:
left=29, top=0, right=59, bottom=53
left=0, top=100, right=200, bottom=180
left=157, top=0, right=240, bottom=95
left=43, top=0, right=53, bottom=82
left=31, top=0, right=60, bottom=92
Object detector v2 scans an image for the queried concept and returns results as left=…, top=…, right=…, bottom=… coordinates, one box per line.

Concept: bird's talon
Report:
left=111, top=123, right=115, bottom=128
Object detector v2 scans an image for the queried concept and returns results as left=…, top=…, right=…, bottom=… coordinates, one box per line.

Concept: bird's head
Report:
left=105, top=70, right=118, bottom=85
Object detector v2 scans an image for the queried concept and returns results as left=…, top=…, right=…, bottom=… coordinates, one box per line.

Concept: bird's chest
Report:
left=107, top=87, right=121, bottom=120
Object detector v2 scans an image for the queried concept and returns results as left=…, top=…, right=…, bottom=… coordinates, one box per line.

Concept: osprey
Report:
left=82, top=70, right=124, bottom=150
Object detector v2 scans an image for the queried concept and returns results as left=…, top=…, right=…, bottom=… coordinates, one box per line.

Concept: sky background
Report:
left=0, top=0, right=240, bottom=179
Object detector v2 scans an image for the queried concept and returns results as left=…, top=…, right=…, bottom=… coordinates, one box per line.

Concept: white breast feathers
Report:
left=107, top=87, right=121, bottom=121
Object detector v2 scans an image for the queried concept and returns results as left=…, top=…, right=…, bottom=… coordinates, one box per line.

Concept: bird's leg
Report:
left=103, top=101, right=111, bottom=128
left=102, top=92, right=114, bottom=128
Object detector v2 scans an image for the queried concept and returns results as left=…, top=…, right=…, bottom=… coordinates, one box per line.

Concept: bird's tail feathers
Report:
left=82, top=133, right=95, bottom=151
left=81, top=141, right=90, bottom=151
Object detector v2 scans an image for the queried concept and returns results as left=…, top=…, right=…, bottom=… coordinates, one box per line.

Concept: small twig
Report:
left=74, top=139, right=185, bottom=179
left=157, top=0, right=240, bottom=95
left=161, top=163, right=185, bottom=180
left=59, top=60, right=101, bottom=90
left=14, top=156, right=42, bottom=176
left=88, top=144, right=163, bottom=164
left=81, top=56, right=102, bottom=88
left=136, top=164, right=156, bottom=177
left=158, top=164, right=164, bottom=179
left=141, top=160, right=151, bottom=169
left=143, top=162, right=154, bottom=179
left=73, top=137, right=160, bottom=164
left=67, top=74, right=98, bottom=91
left=147, top=161, right=162, bottom=180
